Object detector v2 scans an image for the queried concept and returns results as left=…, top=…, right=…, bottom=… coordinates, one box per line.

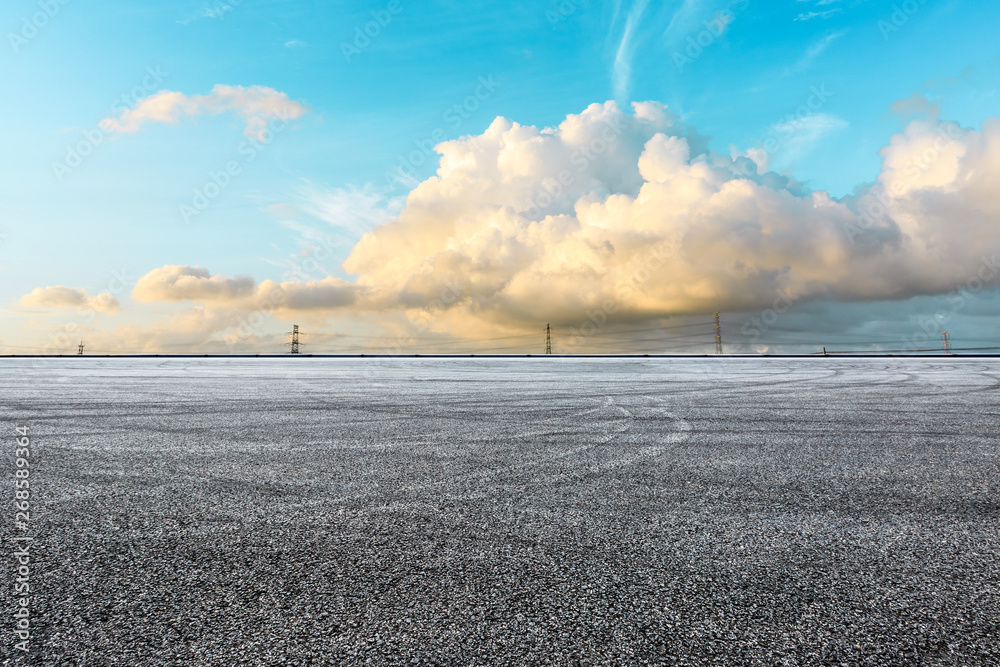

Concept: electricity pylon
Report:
left=714, top=313, right=723, bottom=355
left=942, top=331, right=952, bottom=355
left=545, top=323, right=552, bottom=355
left=288, top=325, right=302, bottom=354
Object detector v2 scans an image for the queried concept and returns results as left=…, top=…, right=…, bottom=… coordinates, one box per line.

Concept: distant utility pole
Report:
left=545, top=323, right=552, bottom=355
left=78, top=341, right=85, bottom=356
left=942, top=331, right=952, bottom=355
left=288, top=325, right=302, bottom=355
left=714, top=312, right=723, bottom=355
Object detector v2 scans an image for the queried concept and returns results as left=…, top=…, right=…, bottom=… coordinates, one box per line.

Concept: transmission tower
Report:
left=545, top=323, right=552, bottom=355
left=78, top=341, right=85, bottom=356
left=287, top=325, right=302, bottom=354
left=942, top=331, right=952, bottom=355
left=714, top=312, right=723, bottom=355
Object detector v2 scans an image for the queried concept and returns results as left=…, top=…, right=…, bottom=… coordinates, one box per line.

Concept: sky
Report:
left=2, top=0, right=1000, bottom=354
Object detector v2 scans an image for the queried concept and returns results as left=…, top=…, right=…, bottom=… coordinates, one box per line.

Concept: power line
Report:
left=578, top=332, right=713, bottom=344
left=580, top=321, right=714, bottom=337
left=817, top=346, right=1000, bottom=355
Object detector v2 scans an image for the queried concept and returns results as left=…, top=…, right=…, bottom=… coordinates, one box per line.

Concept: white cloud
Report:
left=101, top=85, right=309, bottom=140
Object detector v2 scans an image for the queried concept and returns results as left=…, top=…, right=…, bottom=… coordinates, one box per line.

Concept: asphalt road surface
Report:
left=1, top=358, right=998, bottom=665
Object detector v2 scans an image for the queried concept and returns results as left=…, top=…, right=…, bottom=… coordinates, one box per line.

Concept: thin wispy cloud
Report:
left=796, top=9, right=844, bottom=21
left=177, top=2, right=242, bottom=25
left=769, top=112, right=849, bottom=165
left=784, top=29, right=849, bottom=75
left=612, top=0, right=651, bottom=102
left=795, top=0, right=845, bottom=21
left=662, top=0, right=705, bottom=41
left=260, top=185, right=405, bottom=281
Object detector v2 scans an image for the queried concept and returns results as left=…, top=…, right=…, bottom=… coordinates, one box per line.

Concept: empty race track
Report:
left=1, top=358, right=998, bottom=665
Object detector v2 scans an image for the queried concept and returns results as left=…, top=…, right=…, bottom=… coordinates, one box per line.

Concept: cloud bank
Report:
left=20, top=286, right=120, bottom=314
left=131, top=265, right=357, bottom=311
left=49, top=99, right=1000, bottom=349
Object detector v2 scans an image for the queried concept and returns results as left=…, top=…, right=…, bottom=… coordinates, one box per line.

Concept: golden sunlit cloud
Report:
left=19, top=286, right=120, bottom=315
left=100, top=84, right=309, bottom=140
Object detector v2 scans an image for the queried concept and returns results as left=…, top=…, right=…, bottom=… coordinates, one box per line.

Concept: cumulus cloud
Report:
left=20, top=286, right=120, bottom=314
left=102, top=85, right=308, bottom=140
left=335, top=101, right=1000, bottom=327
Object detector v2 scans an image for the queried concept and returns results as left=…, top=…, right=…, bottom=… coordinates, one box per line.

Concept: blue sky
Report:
left=2, top=0, right=1000, bottom=354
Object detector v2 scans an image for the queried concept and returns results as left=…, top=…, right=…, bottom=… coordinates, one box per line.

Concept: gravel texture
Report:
left=1, top=357, right=998, bottom=666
